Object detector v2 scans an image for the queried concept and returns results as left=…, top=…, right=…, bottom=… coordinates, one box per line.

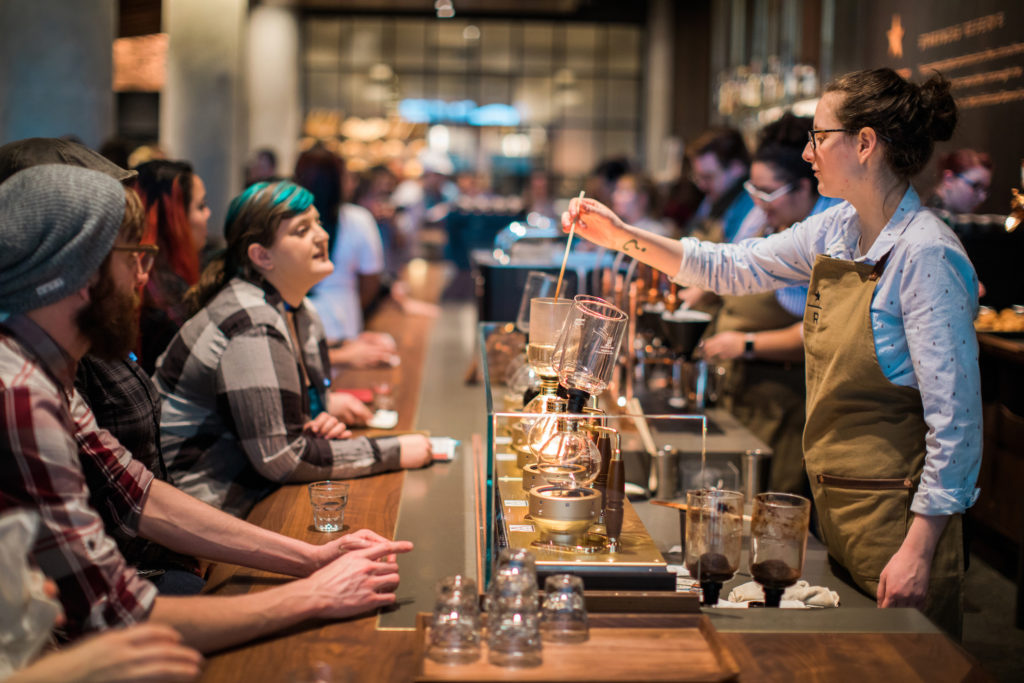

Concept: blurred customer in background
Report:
left=612, top=172, right=675, bottom=238
left=521, top=169, right=558, bottom=219
left=245, top=147, right=280, bottom=187
left=685, top=127, right=763, bottom=243
left=392, top=148, right=458, bottom=262
left=134, top=160, right=211, bottom=373
left=293, top=147, right=397, bottom=376
left=927, top=148, right=992, bottom=214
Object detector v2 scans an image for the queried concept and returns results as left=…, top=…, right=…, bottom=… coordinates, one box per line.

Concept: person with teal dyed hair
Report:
left=155, top=181, right=432, bottom=519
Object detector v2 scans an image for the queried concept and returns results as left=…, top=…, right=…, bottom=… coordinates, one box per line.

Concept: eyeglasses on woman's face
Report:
left=806, top=129, right=854, bottom=151
left=744, top=180, right=794, bottom=203
left=807, top=127, right=894, bottom=151
left=111, top=243, right=159, bottom=275
left=956, top=172, right=989, bottom=195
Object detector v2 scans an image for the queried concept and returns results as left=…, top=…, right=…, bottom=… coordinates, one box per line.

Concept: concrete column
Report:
left=161, top=0, right=247, bottom=242
left=0, top=0, right=116, bottom=148
left=248, top=5, right=302, bottom=179
left=643, top=0, right=675, bottom=177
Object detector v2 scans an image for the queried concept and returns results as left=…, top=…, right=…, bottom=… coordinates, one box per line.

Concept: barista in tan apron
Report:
left=803, top=252, right=964, bottom=638
left=716, top=291, right=806, bottom=495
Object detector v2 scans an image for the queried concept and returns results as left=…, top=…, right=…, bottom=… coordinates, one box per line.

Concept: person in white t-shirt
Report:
left=310, top=202, right=386, bottom=343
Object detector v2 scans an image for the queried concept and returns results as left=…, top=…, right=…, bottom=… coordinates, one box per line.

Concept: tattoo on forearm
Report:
left=622, top=239, right=647, bottom=253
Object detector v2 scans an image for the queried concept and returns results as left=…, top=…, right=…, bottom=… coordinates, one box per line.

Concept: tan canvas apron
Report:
left=803, top=253, right=964, bottom=638
left=717, top=292, right=807, bottom=494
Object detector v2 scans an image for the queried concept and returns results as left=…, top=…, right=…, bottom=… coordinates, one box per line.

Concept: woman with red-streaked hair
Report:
left=134, top=160, right=211, bottom=372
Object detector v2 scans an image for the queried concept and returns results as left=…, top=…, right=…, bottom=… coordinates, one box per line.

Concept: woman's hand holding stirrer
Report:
left=562, top=197, right=687, bottom=277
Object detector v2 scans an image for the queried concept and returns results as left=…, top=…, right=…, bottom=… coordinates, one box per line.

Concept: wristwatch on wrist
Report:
left=743, top=333, right=756, bottom=360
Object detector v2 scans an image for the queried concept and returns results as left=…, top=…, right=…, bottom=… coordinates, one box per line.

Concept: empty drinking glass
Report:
left=487, top=583, right=542, bottom=667
left=551, top=295, right=628, bottom=412
left=540, top=574, right=588, bottom=643
left=485, top=549, right=541, bottom=667
left=307, top=481, right=349, bottom=532
left=427, top=575, right=481, bottom=665
left=515, top=271, right=559, bottom=334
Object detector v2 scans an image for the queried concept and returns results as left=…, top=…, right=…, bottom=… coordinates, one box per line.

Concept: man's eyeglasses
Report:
left=743, top=180, right=794, bottom=203
left=956, top=173, right=989, bottom=195
left=112, top=243, right=159, bottom=274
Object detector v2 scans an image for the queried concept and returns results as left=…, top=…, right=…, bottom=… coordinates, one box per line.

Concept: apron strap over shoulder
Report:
left=868, top=250, right=892, bottom=281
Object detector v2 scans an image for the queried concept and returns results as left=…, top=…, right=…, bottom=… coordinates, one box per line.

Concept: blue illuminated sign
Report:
left=398, top=99, right=520, bottom=126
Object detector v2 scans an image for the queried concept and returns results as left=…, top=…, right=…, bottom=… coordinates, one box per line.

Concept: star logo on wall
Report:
left=887, top=14, right=904, bottom=58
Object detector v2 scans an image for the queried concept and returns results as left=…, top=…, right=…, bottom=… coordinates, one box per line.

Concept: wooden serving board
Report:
left=413, top=613, right=740, bottom=682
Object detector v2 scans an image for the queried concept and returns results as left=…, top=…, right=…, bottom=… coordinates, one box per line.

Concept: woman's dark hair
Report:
left=754, top=113, right=816, bottom=191
left=185, top=181, right=314, bottom=314
left=293, top=145, right=343, bottom=255
left=825, top=68, right=957, bottom=179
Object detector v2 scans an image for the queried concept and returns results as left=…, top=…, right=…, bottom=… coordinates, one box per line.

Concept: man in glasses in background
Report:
left=684, top=126, right=765, bottom=244
left=928, top=148, right=992, bottom=215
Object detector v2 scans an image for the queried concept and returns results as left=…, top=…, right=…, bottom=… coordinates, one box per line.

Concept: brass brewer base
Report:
left=528, top=485, right=602, bottom=551
left=531, top=530, right=609, bottom=554
left=494, top=440, right=672, bottom=589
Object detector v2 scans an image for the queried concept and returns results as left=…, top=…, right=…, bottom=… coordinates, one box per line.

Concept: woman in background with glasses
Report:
left=564, top=68, right=979, bottom=639
left=700, top=113, right=841, bottom=499
left=927, top=148, right=992, bottom=215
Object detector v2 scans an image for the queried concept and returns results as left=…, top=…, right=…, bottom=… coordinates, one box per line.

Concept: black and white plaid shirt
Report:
left=154, top=277, right=400, bottom=518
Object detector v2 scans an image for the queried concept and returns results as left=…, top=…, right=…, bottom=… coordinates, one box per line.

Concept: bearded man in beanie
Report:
left=0, top=165, right=414, bottom=652
left=0, top=136, right=207, bottom=596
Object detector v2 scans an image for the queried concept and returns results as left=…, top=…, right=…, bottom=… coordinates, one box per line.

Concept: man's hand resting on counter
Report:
left=301, top=540, right=414, bottom=619
left=308, top=528, right=399, bottom=570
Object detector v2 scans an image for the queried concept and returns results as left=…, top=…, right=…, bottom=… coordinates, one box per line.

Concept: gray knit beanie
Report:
left=0, top=165, right=126, bottom=314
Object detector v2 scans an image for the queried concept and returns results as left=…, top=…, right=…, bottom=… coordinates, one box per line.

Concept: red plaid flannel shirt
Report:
left=0, top=315, right=157, bottom=638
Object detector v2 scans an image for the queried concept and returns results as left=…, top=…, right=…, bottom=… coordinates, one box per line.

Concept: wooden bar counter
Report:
left=196, top=260, right=992, bottom=682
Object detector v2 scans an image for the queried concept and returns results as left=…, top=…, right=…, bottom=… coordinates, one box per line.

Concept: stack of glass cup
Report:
left=427, top=575, right=481, bottom=665
left=485, top=548, right=542, bottom=668
left=540, top=574, right=589, bottom=643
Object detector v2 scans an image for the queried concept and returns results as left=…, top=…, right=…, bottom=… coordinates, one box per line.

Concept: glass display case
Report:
left=479, top=322, right=709, bottom=590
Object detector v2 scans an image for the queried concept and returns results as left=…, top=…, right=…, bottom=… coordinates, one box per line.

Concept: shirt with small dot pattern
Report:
left=672, top=186, right=981, bottom=517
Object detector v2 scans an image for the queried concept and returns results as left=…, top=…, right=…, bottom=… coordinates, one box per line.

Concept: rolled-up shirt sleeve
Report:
left=672, top=220, right=819, bottom=294
left=898, top=241, right=982, bottom=515
left=216, top=326, right=400, bottom=483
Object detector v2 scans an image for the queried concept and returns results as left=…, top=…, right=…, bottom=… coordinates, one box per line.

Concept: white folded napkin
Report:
left=727, top=580, right=840, bottom=608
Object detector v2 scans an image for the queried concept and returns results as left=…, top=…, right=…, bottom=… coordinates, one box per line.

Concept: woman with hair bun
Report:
left=563, top=68, right=978, bottom=637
